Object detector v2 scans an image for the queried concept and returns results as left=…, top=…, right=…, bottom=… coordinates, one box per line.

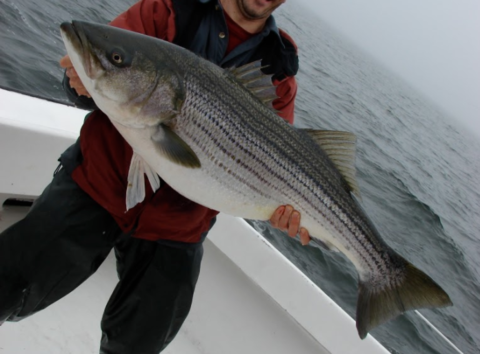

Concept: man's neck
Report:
left=220, top=0, right=268, bottom=34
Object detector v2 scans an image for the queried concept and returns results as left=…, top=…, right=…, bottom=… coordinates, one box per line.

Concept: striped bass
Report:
left=60, top=21, right=452, bottom=339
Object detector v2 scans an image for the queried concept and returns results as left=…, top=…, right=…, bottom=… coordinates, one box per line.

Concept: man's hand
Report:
left=270, top=205, right=311, bottom=245
left=59, top=55, right=91, bottom=98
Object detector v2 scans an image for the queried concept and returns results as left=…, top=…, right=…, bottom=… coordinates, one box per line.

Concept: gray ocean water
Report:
left=1, top=1, right=479, bottom=353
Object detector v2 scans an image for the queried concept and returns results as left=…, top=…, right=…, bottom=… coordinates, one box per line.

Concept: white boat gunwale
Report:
left=0, top=88, right=389, bottom=354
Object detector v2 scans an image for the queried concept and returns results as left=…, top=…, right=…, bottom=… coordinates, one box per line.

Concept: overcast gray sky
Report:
left=294, top=0, right=480, bottom=139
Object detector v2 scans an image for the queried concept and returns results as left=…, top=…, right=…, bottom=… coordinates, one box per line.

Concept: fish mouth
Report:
left=60, top=21, right=82, bottom=48
left=60, top=21, right=102, bottom=80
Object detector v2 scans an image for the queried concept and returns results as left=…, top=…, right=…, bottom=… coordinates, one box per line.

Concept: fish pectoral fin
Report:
left=151, top=124, right=201, bottom=168
left=301, top=129, right=361, bottom=198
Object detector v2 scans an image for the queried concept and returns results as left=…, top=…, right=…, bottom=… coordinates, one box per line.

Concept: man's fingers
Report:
left=278, top=205, right=293, bottom=230
left=269, top=205, right=311, bottom=245
left=68, top=75, right=82, bottom=86
left=60, top=55, right=88, bottom=96
left=287, top=211, right=300, bottom=237
left=70, top=80, right=91, bottom=97
left=269, top=206, right=285, bottom=227
left=299, top=227, right=310, bottom=246
left=76, top=88, right=91, bottom=97
left=66, top=67, right=77, bottom=79
left=59, top=55, right=72, bottom=68
left=269, top=205, right=294, bottom=232
left=65, top=67, right=91, bottom=97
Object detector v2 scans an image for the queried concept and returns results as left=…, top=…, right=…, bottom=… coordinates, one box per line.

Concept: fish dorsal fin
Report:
left=303, top=129, right=361, bottom=198
left=228, top=60, right=278, bottom=108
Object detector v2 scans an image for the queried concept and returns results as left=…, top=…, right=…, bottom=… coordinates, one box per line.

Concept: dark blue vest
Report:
left=172, top=0, right=298, bottom=81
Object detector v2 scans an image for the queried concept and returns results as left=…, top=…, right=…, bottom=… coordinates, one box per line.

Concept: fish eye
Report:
left=112, top=52, right=123, bottom=64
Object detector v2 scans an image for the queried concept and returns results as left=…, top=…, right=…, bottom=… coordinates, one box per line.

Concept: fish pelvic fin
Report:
left=126, top=152, right=161, bottom=211
left=356, top=258, right=452, bottom=339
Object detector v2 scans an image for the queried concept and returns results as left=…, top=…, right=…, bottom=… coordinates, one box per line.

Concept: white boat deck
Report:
left=0, top=88, right=389, bottom=354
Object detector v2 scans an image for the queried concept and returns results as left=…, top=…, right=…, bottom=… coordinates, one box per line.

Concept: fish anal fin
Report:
left=302, top=129, right=361, bottom=198
left=151, top=124, right=201, bottom=168
left=227, top=60, right=278, bottom=109
left=311, top=238, right=340, bottom=252
left=356, top=258, right=452, bottom=339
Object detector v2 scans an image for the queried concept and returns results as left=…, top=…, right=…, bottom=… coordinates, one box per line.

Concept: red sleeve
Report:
left=272, top=76, right=297, bottom=125
left=109, top=0, right=176, bottom=41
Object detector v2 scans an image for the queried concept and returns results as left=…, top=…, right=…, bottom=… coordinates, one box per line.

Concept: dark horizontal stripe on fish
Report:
left=186, top=71, right=387, bottom=272
left=195, top=78, right=387, bottom=269
left=185, top=69, right=388, bottom=273
left=186, top=118, right=272, bottom=198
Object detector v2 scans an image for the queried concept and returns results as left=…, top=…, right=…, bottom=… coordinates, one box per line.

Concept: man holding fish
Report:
left=0, top=1, right=308, bottom=353
left=1, top=0, right=452, bottom=351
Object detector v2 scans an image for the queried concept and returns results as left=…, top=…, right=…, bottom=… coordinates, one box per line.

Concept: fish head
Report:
left=60, top=21, right=185, bottom=128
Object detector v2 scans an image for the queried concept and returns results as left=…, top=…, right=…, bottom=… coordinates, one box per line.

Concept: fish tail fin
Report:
left=356, top=256, right=452, bottom=339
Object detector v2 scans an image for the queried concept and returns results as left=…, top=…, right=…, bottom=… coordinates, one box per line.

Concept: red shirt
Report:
left=224, top=10, right=255, bottom=56
left=71, top=0, right=298, bottom=242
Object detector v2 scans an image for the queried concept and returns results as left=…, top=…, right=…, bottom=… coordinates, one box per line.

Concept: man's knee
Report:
left=0, top=274, right=29, bottom=322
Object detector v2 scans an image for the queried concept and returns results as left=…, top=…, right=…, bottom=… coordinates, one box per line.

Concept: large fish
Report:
left=60, top=21, right=452, bottom=338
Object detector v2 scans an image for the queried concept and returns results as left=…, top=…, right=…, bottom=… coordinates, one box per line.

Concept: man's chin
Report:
left=242, top=6, right=273, bottom=20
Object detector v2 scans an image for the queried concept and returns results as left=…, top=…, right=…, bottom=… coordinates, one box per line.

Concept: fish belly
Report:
left=111, top=121, right=278, bottom=220
left=111, top=121, right=364, bottom=272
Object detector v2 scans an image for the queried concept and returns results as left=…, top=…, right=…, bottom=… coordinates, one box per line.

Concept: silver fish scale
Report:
left=172, top=62, right=393, bottom=278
